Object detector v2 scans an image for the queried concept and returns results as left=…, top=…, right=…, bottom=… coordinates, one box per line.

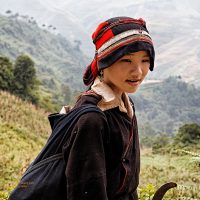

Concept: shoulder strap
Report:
left=31, top=105, right=105, bottom=163
left=54, top=105, right=104, bottom=132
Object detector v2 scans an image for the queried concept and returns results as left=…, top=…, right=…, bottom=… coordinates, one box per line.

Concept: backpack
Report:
left=9, top=105, right=104, bottom=200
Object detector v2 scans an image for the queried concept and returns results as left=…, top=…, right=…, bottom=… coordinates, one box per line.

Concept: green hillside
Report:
left=131, top=76, right=200, bottom=140
left=1, top=11, right=200, bottom=200
left=0, top=91, right=51, bottom=198
left=0, top=14, right=87, bottom=95
left=1, top=90, right=199, bottom=199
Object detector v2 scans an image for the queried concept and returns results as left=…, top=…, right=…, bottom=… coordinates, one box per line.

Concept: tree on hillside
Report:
left=61, top=84, right=71, bottom=104
left=174, top=123, right=200, bottom=145
left=13, top=54, right=39, bottom=104
left=0, top=56, right=14, bottom=91
left=152, top=133, right=170, bottom=154
left=5, top=10, right=12, bottom=14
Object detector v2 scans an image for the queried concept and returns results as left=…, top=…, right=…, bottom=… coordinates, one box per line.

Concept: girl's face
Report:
left=103, top=50, right=150, bottom=96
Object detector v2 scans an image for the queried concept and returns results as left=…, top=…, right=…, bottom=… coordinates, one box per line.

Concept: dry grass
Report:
left=0, top=91, right=51, bottom=199
left=140, top=148, right=200, bottom=199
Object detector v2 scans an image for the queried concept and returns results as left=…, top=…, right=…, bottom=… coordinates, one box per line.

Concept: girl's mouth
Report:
left=126, top=79, right=141, bottom=86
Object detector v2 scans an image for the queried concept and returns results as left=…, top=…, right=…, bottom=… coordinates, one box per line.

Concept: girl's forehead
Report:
left=125, top=51, right=150, bottom=56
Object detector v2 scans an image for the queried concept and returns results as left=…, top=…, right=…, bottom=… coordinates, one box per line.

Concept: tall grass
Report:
left=1, top=91, right=199, bottom=199
left=0, top=91, right=51, bottom=137
left=139, top=149, right=200, bottom=199
left=0, top=91, right=51, bottom=199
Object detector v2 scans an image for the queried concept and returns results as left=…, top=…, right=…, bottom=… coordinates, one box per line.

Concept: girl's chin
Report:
left=126, top=85, right=141, bottom=93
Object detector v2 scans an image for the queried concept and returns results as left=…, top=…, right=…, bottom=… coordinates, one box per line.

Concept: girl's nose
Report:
left=130, top=64, right=143, bottom=75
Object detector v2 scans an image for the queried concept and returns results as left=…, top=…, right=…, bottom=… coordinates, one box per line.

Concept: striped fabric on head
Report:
left=83, top=16, right=155, bottom=86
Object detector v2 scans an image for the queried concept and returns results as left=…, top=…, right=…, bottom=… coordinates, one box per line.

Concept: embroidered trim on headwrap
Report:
left=93, top=18, right=146, bottom=44
left=97, top=29, right=151, bottom=54
left=97, top=35, right=152, bottom=60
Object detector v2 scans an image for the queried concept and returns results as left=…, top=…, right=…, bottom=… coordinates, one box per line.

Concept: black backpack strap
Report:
left=29, top=105, right=106, bottom=164
left=53, top=105, right=105, bottom=134
left=8, top=105, right=107, bottom=200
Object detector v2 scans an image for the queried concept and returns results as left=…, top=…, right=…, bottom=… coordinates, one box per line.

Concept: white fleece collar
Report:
left=91, top=77, right=133, bottom=118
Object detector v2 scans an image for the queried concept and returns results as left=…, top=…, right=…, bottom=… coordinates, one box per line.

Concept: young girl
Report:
left=63, top=16, right=155, bottom=199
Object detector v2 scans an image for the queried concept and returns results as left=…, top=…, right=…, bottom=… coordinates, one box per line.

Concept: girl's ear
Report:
left=99, top=70, right=104, bottom=82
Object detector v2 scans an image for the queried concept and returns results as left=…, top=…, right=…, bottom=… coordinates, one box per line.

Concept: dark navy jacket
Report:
left=63, top=94, right=140, bottom=200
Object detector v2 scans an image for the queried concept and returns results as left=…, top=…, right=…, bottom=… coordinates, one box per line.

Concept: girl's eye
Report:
left=120, top=59, right=132, bottom=63
left=142, top=59, right=150, bottom=63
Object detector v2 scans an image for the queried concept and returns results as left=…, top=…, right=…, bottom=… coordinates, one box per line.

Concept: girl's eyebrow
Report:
left=143, top=55, right=150, bottom=57
left=126, top=52, right=150, bottom=57
left=126, top=53, right=135, bottom=55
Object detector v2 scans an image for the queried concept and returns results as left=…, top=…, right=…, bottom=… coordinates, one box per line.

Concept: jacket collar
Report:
left=91, top=77, right=133, bottom=118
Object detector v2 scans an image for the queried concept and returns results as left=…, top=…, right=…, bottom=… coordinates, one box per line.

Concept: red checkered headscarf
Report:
left=83, top=16, right=155, bottom=86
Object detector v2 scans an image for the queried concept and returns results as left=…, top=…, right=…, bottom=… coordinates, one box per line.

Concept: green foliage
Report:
left=0, top=191, right=9, bottom=200
left=176, top=149, right=200, bottom=168
left=149, top=123, right=200, bottom=155
left=0, top=54, right=61, bottom=112
left=37, top=92, right=60, bottom=112
left=0, top=91, right=50, bottom=198
left=139, top=184, right=155, bottom=200
left=0, top=14, right=87, bottom=96
left=140, top=152, right=200, bottom=199
left=132, top=76, right=200, bottom=141
left=13, top=54, right=35, bottom=88
left=152, top=134, right=170, bottom=154
left=0, top=54, right=41, bottom=105
left=12, top=54, right=39, bottom=104
left=0, top=91, right=50, bottom=137
left=0, top=14, right=86, bottom=110
left=0, top=56, right=14, bottom=91
left=174, top=123, right=200, bottom=145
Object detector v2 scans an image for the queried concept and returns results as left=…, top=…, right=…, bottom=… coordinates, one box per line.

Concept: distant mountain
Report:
left=59, top=0, right=200, bottom=86
left=131, top=76, right=200, bottom=137
left=0, top=0, right=92, bottom=55
left=0, top=14, right=88, bottom=95
left=1, top=0, right=199, bottom=86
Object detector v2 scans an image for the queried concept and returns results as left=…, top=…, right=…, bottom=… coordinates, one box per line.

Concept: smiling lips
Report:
left=126, top=79, right=141, bottom=86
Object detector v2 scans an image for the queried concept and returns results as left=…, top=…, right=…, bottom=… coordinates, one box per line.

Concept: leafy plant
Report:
left=139, top=184, right=155, bottom=200
left=12, top=54, right=39, bottom=104
left=0, top=56, right=14, bottom=91
left=174, top=123, right=200, bottom=145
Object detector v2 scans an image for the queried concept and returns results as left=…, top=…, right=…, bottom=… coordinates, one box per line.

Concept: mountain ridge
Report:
left=0, top=14, right=88, bottom=96
left=1, top=0, right=199, bottom=86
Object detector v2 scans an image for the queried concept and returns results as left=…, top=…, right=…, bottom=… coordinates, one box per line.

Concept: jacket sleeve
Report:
left=63, top=111, right=109, bottom=200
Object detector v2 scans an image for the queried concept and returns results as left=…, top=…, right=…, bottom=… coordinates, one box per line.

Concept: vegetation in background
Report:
left=12, top=54, right=39, bottom=103
left=0, top=13, right=87, bottom=110
left=132, top=76, right=200, bottom=146
left=139, top=151, right=200, bottom=199
left=0, top=56, right=13, bottom=91
left=0, top=91, right=50, bottom=199
left=0, top=55, right=60, bottom=112
left=0, top=12, right=200, bottom=200
left=151, top=123, right=200, bottom=154
left=174, top=123, right=200, bottom=146
left=132, top=77, right=200, bottom=199
left=0, top=54, right=38, bottom=102
left=139, top=122, right=200, bottom=199
left=0, top=90, right=199, bottom=199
